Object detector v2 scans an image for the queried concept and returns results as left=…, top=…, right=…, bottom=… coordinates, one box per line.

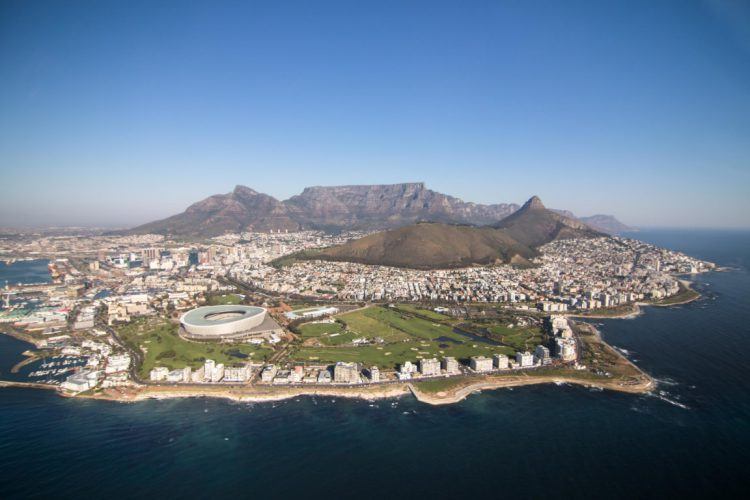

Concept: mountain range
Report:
left=293, top=195, right=604, bottom=269
left=120, top=183, right=632, bottom=238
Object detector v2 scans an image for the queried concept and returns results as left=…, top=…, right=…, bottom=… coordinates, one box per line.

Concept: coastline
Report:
left=409, top=374, right=653, bottom=405
left=410, top=320, right=654, bottom=405
left=76, top=381, right=412, bottom=404
left=67, top=369, right=653, bottom=406
left=0, top=302, right=668, bottom=406
left=41, top=315, right=656, bottom=407
left=1, top=275, right=707, bottom=407
left=566, top=278, right=702, bottom=320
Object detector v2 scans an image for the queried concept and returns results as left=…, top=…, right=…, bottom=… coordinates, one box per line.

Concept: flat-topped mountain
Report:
left=299, top=196, right=604, bottom=269
left=285, top=182, right=519, bottom=230
left=119, top=183, right=629, bottom=238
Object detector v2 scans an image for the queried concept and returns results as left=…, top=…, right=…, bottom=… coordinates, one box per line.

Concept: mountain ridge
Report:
left=118, top=183, right=630, bottom=238
left=299, top=195, right=605, bottom=269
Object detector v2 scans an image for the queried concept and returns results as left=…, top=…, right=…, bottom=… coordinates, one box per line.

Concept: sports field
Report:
left=206, top=294, right=243, bottom=305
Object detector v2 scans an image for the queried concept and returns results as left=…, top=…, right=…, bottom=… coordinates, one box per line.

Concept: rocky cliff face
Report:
left=492, top=195, right=603, bottom=248
left=285, top=183, right=519, bottom=230
left=120, top=183, right=628, bottom=238
left=125, top=185, right=300, bottom=238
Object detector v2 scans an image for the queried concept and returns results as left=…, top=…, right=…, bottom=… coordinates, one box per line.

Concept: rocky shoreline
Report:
left=566, top=278, right=701, bottom=320
left=3, top=280, right=702, bottom=407
left=78, top=381, right=413, bottom=404
left=67, top=369, right=653, bottom=406
left=409, top=374, right=653, bottom=406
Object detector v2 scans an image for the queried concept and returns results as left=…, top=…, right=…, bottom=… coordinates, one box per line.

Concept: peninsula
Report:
left=0, top=193, right=713, bottom=405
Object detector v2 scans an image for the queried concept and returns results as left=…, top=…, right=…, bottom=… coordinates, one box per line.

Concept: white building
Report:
left=369, top=366, right=380, bottom=382
left=289, top=369, right=303, bottom=383
left=203, top=359, right=216, bottom=381
left=400, top=361, right=417, bottom=375
left=516, top=351, right=534, bottom=368
left=555, top=338, right=577, bottom=361
left=191, top=366, right=205, bottom=383
left=61, top=370, right=101, bottom=393
left=150, top=366, right=169, bottom=381
left=105, top=354, right=131, bottom=374
left=317, top=369, right=332, bottom=384
left=442, top=357, right=460, bottom=375
left=534, top=345, right=551, bottom=365
left=539, top=302, right=568, bottom=312
left=420, top=358, right=440, bottom=377
left=224, top=365, right=252, bottom=383
left=260, top=364, right=277, bottom=382
left=470, top=356, right=493, bottom=372
left=334, top=362, right=360, bottom=384
left=493, top=354, right=509, bottom=370
left=210, top=363, right=225, bottom=383
left=101, top=372, right=129, bottom=388
left=167, top=369, right=185, bottom=382
left=284, top=306, right=340, bottom=320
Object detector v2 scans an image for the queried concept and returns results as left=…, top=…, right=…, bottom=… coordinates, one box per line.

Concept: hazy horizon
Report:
left=2, top=0, right=749, bottom=229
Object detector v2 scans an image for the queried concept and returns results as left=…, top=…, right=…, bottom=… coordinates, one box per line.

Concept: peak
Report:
left=233, top=185, right=258, bottom=196
left=521, top=196, right=545, bottom=210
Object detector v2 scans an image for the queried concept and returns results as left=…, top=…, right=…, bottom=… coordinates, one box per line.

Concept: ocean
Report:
left=0, top=259, right=51, bottom=287
left=1, top=230, right=748, bottom=499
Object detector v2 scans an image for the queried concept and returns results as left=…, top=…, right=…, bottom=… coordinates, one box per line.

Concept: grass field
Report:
left=205, top=294, right=243, bottom=305
left=116, top=316, right=273, bottom=378
left=393, top=304, right=452, bottom=322
left=291, top=341, right=513, bottom=369
left=289, top=305, right=516, bottom=369
left=483, top=323, right=545, bottom=351
left=336, top=307, right=410, bottom=342
left=338, top=306, right=474, bottom=344
left=298, top=321, right=344, bottom=337
left=652, top=282, right=700, bottom=305
left=413, top=377, right=474, bottom=394
left=297, top=321, right=360, bottom=346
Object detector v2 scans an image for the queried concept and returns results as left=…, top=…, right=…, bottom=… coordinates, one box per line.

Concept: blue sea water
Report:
left=1, top=230, right=749, bottom=499
left=0, top=259, right=51, bottom=286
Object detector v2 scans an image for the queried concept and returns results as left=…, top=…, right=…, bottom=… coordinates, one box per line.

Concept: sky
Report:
left=1, top=0, right=749, bottom=229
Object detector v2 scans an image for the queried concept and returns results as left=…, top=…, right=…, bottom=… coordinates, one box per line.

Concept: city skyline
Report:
left=1, top=0, right=749, bottom=229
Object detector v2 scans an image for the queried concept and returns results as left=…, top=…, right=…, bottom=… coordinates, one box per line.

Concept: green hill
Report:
left=310, top=222, right=537, bottom=269
left=294, top=196, right=603, bottom=269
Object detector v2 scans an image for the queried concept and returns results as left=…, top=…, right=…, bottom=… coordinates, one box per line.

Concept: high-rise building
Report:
left=493, top=353, right=509, bottom=370
left=260, top=364, right=277, bottom=382
left=442, top=357, right=460, bottom=375
left=334, top=362, right=360, bottom=384
left=534, top=345, right=551, bottom=365
left=470, top=356, right=493, bottom=372
left=516, top=351, right=534, bottom=368
left=211, top=363, right=224, bottom=383
left=419, top=358, right=440, bottom=376
left=204, top=359, right=216, bottom=382
left=149, top=366, right=169, bottom=381
left=400, top=361, right=416, bottom=374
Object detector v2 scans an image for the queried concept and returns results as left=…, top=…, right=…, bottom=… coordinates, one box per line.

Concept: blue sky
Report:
left=1, top=0, right=749, bottom=228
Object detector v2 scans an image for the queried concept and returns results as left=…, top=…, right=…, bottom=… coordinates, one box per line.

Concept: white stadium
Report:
left=179, top=305, right=282, bottom=340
